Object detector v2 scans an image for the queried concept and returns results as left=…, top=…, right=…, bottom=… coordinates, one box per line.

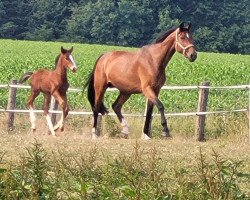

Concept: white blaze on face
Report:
left=186, top=33, right=190, bottom=39
left=69, top=55, right=77, bottom=71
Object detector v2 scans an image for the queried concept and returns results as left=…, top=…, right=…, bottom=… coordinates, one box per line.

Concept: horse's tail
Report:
left=83, top=54, right=108, bottom=115
left=18, top=72, right=33, bottom=84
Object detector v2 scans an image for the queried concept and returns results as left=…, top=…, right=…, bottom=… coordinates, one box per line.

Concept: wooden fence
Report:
left=0, top=80, right=249, bottom=142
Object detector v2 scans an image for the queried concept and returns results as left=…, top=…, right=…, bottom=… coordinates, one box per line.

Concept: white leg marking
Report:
left=142, top=134, right=151, bottom=140
left=92, top=128, right=98, bottom=139
left=121, top=118, right=129, bottom=135
left=54, top=114, right=64, bottom=130
left=29, top=108, right=36, bottom=130
left=46, top=114, right=56, bottom=137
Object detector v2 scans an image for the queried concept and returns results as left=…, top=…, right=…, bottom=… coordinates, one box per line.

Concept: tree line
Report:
left=0, top=0, right=249, bottom=54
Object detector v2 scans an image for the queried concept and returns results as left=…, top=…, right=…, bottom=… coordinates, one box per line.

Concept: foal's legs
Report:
left=53, top=91, right=69, bottom=133
left=112, top=92, right=131, bottom=138
left=27, top=89, right=40, bottom=132
left=54, top=93, right=69, bottom=132
left=43, top=93, right=56, bottom=136
left=142, top=86, right=170, bottom=139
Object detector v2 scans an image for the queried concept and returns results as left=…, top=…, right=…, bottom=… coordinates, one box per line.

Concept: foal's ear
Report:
left=61, top=46, right=67, bottom=54
left=187, top=23, right=192, bottom=31
left=69, top=46, right=73, bottom=53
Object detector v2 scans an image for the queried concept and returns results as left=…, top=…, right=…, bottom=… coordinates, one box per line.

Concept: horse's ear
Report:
left=188, top=23, right=192, bottom=31
left=61, top=46, right=67, bottom=54
left=179, top=22, right=185, bottom=31
left=69, top=46, right=73, bottom=53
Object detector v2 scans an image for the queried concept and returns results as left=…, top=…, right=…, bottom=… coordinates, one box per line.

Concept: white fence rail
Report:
left=0, top=81, right=249, bottom=141
left=0, top=83, right=249, bottom=116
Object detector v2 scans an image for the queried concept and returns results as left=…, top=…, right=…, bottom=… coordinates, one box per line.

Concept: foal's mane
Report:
left=153, top=27, right=177, bottom=44
left=55, top=54, right=60, bottom=67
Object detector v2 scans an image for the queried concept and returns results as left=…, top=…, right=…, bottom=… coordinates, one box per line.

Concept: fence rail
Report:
left=0, top=81, right=249, bottom=141
left=1, top=83, right=250, bottom=90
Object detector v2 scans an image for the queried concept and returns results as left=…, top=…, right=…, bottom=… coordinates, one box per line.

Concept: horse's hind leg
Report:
left=43, top=93, right=56, bottom=136
left=112, top=92, right=131, bottom=138
left=27, top=90, right=40, bottom=132
left=92, top=86, right=107, bottom=139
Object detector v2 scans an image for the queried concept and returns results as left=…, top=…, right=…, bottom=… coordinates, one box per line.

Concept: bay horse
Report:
left=18, top=46, right=77, bottom=136
left=85, top=22, right=197, bottom=139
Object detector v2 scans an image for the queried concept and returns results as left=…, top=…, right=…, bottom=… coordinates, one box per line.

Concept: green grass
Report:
left=0, top=39, right=249, bottom=114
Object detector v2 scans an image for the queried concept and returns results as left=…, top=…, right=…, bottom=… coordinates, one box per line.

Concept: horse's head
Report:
left=61, top=46, right=77, bottom=72
left=175, top=22, right=197, bottom=62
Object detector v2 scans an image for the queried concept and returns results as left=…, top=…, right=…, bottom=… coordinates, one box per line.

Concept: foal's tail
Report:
left=18, top=72, right=33, bottom=84
left=83, top=55, right=108, bottom=115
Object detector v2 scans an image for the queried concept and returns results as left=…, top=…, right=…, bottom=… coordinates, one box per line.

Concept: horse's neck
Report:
left=54, top=58, right=68, bottom=81
left=150, top=34, right=176, bottom=72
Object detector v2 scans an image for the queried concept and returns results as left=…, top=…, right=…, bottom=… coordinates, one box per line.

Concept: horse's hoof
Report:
left=53, top=126, right=59, bottom=131
left=92, top=134, right=98, bottom=139
left=162, top=132, right=172, bottom=138
left=142, top=134, right=151, bottom=140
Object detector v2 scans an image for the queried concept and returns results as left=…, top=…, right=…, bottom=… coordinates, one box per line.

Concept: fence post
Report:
left=50, top=97, right=58, bottom=125
left=195, top=81, right=210, bottom=141
left=7, top=80, right=17, bottom=132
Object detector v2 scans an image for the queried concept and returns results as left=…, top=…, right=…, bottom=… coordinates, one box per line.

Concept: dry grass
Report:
left=1, top=112, right=250, bottom=195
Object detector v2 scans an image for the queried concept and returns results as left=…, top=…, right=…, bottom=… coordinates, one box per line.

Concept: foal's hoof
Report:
left=54, top=125, right=64, bottom=132
left=123, top=134, right=129, bottom=139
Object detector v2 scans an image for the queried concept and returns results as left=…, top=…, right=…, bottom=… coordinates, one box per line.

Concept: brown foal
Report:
left=19, top=47, right=77, bottom=136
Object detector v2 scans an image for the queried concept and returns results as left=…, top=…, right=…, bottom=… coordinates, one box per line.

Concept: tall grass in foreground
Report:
left=0, top=140, right=249, bottom=199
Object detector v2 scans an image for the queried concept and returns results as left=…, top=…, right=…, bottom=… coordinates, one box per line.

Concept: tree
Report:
left=0, top=0, right=31, bottom=39
left=116, top=0, right=157, bottom=46
left=24, top=0, right=69, bottom=41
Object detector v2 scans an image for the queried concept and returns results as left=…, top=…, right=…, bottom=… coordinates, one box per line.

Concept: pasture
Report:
left=0, top=39, right=250, bottom=199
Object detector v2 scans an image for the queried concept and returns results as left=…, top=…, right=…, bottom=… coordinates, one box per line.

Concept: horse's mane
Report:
left=153, top=27, right=177, bottom=44
left=54, top=54, right=60, bottom=69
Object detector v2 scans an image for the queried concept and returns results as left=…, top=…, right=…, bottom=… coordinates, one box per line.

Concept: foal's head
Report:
left=60, top=46, right=77, bottom=72
left=175, top=22, right=197, bottom=62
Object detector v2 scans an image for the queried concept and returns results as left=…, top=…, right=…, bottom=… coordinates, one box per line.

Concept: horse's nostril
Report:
left=191, top=53, right=196, bottom=60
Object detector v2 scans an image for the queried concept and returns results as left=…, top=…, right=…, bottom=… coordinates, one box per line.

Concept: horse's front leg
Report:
left=154, top=98, right=170, bottom=137
left=142, top=99, right=154, bottom=139
left=53, top=92, right=69, bottom=132
left=143, top=86, right=170, bottom=138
